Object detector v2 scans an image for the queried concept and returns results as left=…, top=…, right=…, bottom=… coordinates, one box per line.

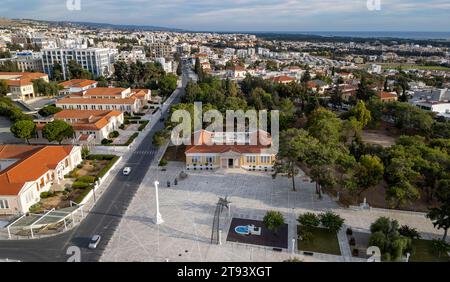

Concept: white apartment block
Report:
left=42, top=48, right=117, bottom=80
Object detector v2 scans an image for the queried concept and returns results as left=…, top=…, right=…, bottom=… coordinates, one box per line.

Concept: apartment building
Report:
left=149, top=43, right=172, bottom=58
left=42, top=48, right=117, bottom=80
left=0, top=145, right=82, bottom=215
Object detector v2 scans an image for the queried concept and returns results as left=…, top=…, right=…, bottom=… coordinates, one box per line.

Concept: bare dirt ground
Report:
left=361, top=130, right=397, bottom=148
left=76, top=160, right=108, bottom=177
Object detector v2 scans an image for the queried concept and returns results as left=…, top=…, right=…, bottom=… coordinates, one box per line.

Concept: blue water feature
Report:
left=235, top=226, right=250, bottom=235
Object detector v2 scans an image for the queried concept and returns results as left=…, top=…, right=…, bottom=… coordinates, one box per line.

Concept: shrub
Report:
left=319, top=211, right=345, bottom=233
left=159, top=159, right=168, bottom=167
left=86, top=154, right=115, bottom=161
left=124, top=133, right=139, bottom=146
left=109, top=131, right=119, bottom=139
left=263, top=211, right=285, bottom=233
left=77, top=164, right=83, bottom=169
left=97, top=156, right=120, bottom=179
left=143, top=105, right=149, bottom=110
left=72, top=181, right=90, bottom=189
left=297, top=212, right=320, bottom=228
left=119, top=124, right=125, bottom=130
left=346, top=228, right=353, bottom=236
left=74, top=187, right=93, bottom=204
left=29, top=203, right=42, bottom=213
left=101, top=138, right=113, bottom=145
left=138, top=120, right=149, bottom=131
left=40, top=191, right=55, bottom=199
left=76, top=175, right=96, bottom=184
left=398, top=225, right=421, bottom=239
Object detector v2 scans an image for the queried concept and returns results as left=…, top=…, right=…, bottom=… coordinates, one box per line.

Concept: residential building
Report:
left=149, top=43, right=172, bottom=58
left=272, top=75, right=296, bottom=85
left=35, top=109, right=124, bottom=144
left=0, top=72, right=49, bottom=101
left=226, top=65, right=247, bottom=79
left=42, top=47, right=117, bottom=80
left=185, top=130, right=276, bottom=171
left=0, top=145, right=82, bottom=215
left=58, top=79, right=98, bottom=96
left=377, top=91, right=398, bottom=102
left=55, top=87, right=146, bottom=113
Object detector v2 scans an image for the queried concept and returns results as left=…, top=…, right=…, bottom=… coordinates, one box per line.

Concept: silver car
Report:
left=88, top=235, right=101, bottom=249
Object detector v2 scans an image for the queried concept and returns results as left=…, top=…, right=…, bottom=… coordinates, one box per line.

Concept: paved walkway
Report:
left=101, top=162, right=445, bottom=262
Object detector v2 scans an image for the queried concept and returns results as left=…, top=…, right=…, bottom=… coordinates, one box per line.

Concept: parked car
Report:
left=123, top=167, right=132, bottom=176
left=88, top=235, right=101, bottom=249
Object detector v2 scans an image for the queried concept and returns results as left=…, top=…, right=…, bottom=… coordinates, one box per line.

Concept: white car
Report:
left=88, top=235, right=101, bottom=249
left=123, top=167, right=132, bottom=176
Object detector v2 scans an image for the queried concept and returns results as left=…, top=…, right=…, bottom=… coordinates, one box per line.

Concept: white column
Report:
left=219, top=230, right=222, bottom=245
left=154, top=181, right=164, bottom=224
left=292, top=239, right=296, bottom=254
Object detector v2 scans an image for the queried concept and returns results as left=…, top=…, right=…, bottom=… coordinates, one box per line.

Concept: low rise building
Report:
left=185, top=130, right=276, bottom=171
left=0, top=72, right=49, bottom=101
left=0, top=145, right=82, bottom=215
left=55, top=87, right=148, bottom=114
left=58, top=79, right=98, bottom=96
left=35, top=109, right=124, bottom=144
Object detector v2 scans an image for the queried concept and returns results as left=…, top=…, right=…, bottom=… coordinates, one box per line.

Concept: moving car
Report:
left=88, top=235, right=101, bottom=249
left=123, top=167, right=132, bottom=176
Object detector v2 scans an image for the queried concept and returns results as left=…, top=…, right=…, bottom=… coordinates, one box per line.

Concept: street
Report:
left=0, top=65, right=194, bottom=262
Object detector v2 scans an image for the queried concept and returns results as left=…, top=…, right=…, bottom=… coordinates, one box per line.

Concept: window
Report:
left=206, top=156, right=215, bottom=163
left=261, top=156, right=271, bottom=163
left=246, top=156, right=256, bottom=163
left=192, top=156, right=201, bottom=163
left=0, top=199, right=9, bottom=209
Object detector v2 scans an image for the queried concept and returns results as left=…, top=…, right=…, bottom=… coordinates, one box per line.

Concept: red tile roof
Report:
left=0, top=145, right=74, bottom=196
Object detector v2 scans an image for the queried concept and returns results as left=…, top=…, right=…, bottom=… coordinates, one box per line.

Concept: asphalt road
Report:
left=0, top=65, right=193, bottom=262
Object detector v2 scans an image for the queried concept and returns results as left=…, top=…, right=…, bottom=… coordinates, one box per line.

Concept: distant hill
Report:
left=41, top=20, right=185, bottom=32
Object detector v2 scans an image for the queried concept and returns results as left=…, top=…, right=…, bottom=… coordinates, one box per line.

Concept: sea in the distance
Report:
left=275, top=31, right=450, bottom=40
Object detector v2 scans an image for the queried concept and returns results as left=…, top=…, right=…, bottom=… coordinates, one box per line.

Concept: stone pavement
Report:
left=101, top=161, right=445, bottom=262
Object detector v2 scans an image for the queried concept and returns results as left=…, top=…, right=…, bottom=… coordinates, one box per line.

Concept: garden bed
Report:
left=226, top=218, right=288, bottom=249
left=410, top=239, right=450, bottom=262
left=297, top=226, right=341, bottom=255
left=162, top=145, right=186, bottom=162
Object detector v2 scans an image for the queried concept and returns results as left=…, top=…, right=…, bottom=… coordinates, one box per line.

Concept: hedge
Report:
left=97, top=156, right=120, bottom=179
left=76, top=175, right=96, bottom=184
left=72, top=181, right=90, bottom=189
left=138, top=120, right=150, bottom=131
left=74, top=187, right=93, bottom=204
left=86, top=154, right=116, bottom=161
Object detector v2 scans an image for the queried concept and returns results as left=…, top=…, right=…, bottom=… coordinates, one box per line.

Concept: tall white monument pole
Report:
left=154, top=181, right=164, bottom=224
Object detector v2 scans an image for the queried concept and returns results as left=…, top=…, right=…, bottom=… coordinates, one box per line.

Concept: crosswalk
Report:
left=132, top=149, right=158, bottom=156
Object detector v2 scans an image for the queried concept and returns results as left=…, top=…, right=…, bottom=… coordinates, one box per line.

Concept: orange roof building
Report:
left=185, top=130, right=276, bottom=171
left=0, top=72, right=49, bottom=101
left=55, top=87, right=149, bottom=113
left=377, top=91, right=398, bottom=102
left=35, top=109, right=124, bottom=144
left=0, top=145, right=82, bottom=214
left=58, top=79, right=98, bottom=95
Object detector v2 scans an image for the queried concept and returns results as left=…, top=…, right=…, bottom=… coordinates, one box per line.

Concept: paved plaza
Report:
left=101, top=162, right=445, bottom=262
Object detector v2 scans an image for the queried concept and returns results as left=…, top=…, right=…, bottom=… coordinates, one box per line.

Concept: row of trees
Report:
left=10, top=119, right=74, bottom=145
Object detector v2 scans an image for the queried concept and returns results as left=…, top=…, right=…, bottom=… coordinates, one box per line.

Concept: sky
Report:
left=0, top=0, right=450, bottom=32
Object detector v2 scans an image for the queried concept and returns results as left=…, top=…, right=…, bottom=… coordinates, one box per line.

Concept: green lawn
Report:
left=410, top=239, right=450, bottom=262
left=297, top=226, right=341, bottom=256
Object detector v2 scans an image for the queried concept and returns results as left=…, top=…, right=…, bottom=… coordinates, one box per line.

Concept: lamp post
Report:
left=154, top=181, right=164, bottom=224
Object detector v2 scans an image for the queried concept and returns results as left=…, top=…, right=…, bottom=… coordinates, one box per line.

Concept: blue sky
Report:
left=1, top=0, right=449, bottom=32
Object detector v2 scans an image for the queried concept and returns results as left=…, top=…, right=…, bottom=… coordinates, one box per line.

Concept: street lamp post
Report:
left=154, top=181, right=164, bottom=224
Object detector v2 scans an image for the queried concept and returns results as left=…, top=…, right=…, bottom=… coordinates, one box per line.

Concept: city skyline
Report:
left=0, top=0, right=450, bottom=32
